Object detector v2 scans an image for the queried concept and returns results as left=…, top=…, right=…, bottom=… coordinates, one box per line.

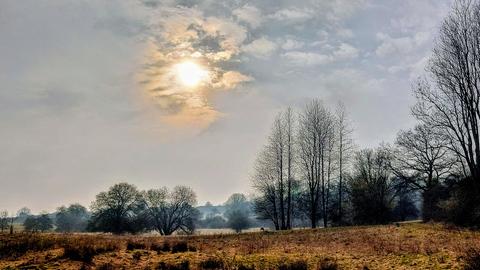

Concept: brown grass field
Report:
left=1, top=222, right=480, bottom=270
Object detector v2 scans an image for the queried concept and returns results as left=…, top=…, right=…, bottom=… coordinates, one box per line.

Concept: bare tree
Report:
left=142, top=186, right=198, bottom=235
left=253, top=122, right=282, bottom=229
left=392, top=124, right=456, bottom=189
left=297, top=99, right=334, bottom=228
left=252, top=108, right=296, bottom=230
left=284, top=108, right=295, bottom=229
left=272, top=115, right=287, bottom=229
left=391, top=124, right=458, bottom=220
left=348, top=148, right=397, bottom=224
left=412, top=0, right=480, bottom=181
left=335, top=102, right=354, bottom=224
left=89, top=182, right=145, bottom=234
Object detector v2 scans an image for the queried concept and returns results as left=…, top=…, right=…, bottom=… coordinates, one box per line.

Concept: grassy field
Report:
left=1, top=222, right=479, bottom=270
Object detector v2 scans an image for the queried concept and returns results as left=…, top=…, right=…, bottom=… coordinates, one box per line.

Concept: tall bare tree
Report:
left=412, top=0, right=480, bottom=182
left=284, top=108, right=295, bottom=229
left=335, top=102, right=354, bottom=224
left=297, top=99, right=334, bottom=228
left=253, top=144, right=281, bottom=230
left=252, top=108, right=296, bottom=230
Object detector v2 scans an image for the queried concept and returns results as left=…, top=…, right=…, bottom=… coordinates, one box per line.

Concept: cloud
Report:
left=282, top=42, right=358, bottom=67
left=233, top=4, right=263, bottom=29
left=282, top=51, right=330, bottom=66
left=138, top=5, right=254, bottom=129
left=281, top=38, right=305, bottom=50
left=333, top=43, right=359, bottom=60
left=375, top=32, right=430, bottom=57
left=268, top=8, right=314, bottom=24
left=215, top=71, right=254, bottom=89
left=242, top=37, right=278, bottom=59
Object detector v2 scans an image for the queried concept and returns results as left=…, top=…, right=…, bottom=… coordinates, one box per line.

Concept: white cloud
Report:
left=281, top=39, right=305, bottom=50
left=268, top=8, right=314, bottom=24
left=242, top=37, right=278, bottom=58
left=336, top=28, right=354, bottom=39
left=233, top=4, right=263, bottom=29
left=375, top=32, right=430, bottom=57
left=282, top=51, right=330, bottom=66
left=215, top=71, right=254, bottom=89
left=333, top=43, right=359, bottom=60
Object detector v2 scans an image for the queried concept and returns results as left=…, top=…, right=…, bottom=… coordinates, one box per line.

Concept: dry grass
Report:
left=0, top=223, right=479, bottom=269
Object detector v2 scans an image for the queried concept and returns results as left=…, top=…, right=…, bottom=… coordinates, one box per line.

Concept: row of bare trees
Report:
left=252, top=0, right=480, bottom=228
left=252, top=100, right=353, bottom=229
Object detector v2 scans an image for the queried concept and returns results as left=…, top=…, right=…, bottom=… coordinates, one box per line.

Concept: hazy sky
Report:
left=0, top=0, right=453, bottom=213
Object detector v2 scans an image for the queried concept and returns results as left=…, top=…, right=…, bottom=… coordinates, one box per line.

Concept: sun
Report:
left=175, top=61, right=208, bottom=87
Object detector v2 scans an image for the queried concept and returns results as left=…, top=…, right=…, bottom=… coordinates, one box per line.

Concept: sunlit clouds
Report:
left=138, top=5, right=253, bottom=130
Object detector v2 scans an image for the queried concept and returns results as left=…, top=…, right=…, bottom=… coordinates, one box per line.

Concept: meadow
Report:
left=1, top=222, right=480, bottom=270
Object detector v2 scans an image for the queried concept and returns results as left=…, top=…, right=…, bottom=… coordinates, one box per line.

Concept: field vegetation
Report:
left=1, top=223, right=480, bottom=270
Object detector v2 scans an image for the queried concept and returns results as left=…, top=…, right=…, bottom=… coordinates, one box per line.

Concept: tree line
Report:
left=252, top=0, right=480, bottom=228
left=0, top=185, right=256, bottom=235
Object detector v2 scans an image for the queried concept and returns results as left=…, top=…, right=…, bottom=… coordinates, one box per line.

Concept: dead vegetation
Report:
left=0, top=223, right=479, bottom=269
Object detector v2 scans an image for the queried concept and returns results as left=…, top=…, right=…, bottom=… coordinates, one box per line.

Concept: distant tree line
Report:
left=2, top=185, right=255, bottom=235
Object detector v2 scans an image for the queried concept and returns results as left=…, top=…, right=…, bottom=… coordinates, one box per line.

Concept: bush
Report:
left=151, top=242, right=170, bottom=253
left=237, top=264, right=255, bottom=270
left=317, top=258, right=338, bottom=270
left=279, top=260, right=308, bottom=270
left=464, top=248, right=480, bottom=270
left=97, top=262, right=115, bottom=270
left=132, top=250, right=142, bottom=261
left=157, top=261, right=190, bottom=270
left=171, top=241, right=189, bottom=253
left=0, top=234, right=55, bottom=259
left=126, top=240, right=147, bottom=251
left=62, top=240, right=117, bottom=263
left=199, top=257, right=224, bottom=269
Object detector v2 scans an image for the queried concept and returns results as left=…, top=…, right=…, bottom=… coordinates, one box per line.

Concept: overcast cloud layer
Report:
left=0, top=0, right=452, bottom=213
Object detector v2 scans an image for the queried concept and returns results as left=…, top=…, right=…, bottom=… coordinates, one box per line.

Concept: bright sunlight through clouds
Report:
left=175, top=61, right=209, bottom=87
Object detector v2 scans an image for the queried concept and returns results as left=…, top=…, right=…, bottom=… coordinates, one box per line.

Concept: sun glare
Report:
left=175, top=61, right=208, bottom=87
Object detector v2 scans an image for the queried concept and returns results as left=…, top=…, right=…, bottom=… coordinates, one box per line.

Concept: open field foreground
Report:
left=1, top=223, right=480, bottom=270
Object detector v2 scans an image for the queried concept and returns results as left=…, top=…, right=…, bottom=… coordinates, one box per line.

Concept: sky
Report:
left=0, top=0, right=453, bottom=213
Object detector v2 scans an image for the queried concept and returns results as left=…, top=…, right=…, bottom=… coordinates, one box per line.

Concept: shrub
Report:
left=152, top=242, right=171, bottom=253
left=157, top=260, right=190, bottom=270
left=237, top=264, right=255, bottom=270
left=132, top=250, right=142, bottom=261
left=199, top=257, right=224, bottom=269
left=464, top=248, right=480, bottom=270
left=317, top=258, right=338, bottom=270
left=62, top=240, right=117, bottom=263
left=0, top=234, right=55, bottom=259
left=127, top=240, right=147, bottom=251
left=97, top=262, right=115, bottom=270
left=279, top=260, right=308, bottom=270
left=171, top=241, right=189, bottom=253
